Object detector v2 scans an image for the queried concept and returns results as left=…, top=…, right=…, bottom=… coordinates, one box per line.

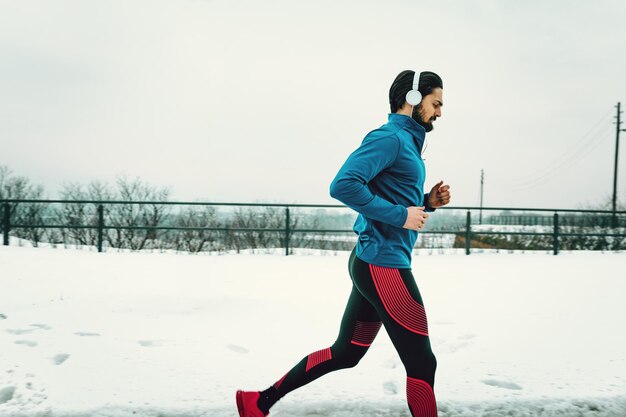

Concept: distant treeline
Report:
left=1, top=166, right=625, bottom=252
left=0, top=166, right=358, bottom=252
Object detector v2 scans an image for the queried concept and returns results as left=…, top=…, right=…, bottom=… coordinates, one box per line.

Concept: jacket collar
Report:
left=388, top=113, right=426, bottom=153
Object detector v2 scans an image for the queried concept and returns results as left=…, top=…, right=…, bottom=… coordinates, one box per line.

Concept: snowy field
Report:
left=0, top=245, right=625, bottom=417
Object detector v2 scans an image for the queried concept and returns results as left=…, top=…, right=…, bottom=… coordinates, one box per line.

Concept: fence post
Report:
left=553, top=212, right=559, bottom=255
left=2, top=203, right=10, bottom=246
left=285, top=207, right=290, bottom=256
left=97, top=205, right=104, bottom=253
left=465, top=210, right=471, bottom=255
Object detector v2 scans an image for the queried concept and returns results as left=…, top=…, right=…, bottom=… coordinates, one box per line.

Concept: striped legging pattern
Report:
left=369, top=264, right=429, bottom=336
left=305, top=347, right=332, bottom=372
left=350, top=320, right=383, bottom=347
left=406, top=377, right=437, bottom=417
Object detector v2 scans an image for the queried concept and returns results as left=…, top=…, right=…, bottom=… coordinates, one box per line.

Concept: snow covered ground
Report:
left=0, top=245, right=625, bottom=416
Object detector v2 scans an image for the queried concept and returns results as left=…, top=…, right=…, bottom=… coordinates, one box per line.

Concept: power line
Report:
left=495, top=108, right=613, bottom=185
left=506, top=130, right=612, bottom=192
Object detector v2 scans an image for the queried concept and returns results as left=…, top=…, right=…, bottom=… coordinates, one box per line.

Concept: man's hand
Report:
left=403, top=206, right=429, bottom=230
left=428, top=180, right=451, bottom=209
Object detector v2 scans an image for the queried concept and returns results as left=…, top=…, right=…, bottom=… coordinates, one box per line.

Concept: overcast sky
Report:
left=2, top=0, right=626, bottom=209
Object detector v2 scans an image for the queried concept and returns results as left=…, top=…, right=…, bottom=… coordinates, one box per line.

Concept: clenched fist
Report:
left=403, top=206, right=429, bottom=231
left=427, top=180, right=451, bottom=208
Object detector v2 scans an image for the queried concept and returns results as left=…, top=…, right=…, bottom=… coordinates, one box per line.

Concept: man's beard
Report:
left=411, top=103, right=434, bottom=132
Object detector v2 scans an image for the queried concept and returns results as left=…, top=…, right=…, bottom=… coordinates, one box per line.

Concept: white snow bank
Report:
left=0, top=246, right=624, bottom=416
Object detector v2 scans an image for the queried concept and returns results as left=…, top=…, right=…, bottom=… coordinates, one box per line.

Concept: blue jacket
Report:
left=330, top=113, right=433, bottom=268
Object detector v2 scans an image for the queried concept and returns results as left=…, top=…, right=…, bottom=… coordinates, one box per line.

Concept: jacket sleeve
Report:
left=329, top=136, right=408, bottom=228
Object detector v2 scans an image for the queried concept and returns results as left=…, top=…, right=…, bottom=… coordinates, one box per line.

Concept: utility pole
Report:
left=479, top=169, right=484, bottom=224
left=613, top=102, right=625, bottom=227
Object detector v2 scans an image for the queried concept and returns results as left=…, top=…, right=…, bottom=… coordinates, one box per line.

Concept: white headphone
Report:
left=405, top=71, right=422, bottom=106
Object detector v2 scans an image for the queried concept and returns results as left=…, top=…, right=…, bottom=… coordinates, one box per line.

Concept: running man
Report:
left=236, top=70, right=451, bottom=417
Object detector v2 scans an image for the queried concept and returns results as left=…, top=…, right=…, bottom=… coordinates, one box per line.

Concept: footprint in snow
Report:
left=6, top=328, right=36, bottom=335
left=0, top=314, right=7, bottom=320
left=383, top=381, right=398, bottom=395
left=74, top=332, right=100, bottom=337
left=139, top=340, right=164, bottom=347
left=6, top=324, right=52, bottom=335
left=0, top=386, right=16, bottom=405
left=52, top=354, right=70, bottom=365
left=14, top=340, right=38, bottom=347
left=1, top=370, right=47, bottom=407
left=226, top=344, right=249, bottom=354
left=482, top=379, right=523, bottom=390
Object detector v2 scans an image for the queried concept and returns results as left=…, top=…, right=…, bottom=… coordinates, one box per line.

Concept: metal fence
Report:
left=1, top=199, right=625, bottom=255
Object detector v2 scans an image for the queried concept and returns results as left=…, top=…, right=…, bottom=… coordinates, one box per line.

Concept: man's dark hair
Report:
left=389, top=70, right=443, bottom=113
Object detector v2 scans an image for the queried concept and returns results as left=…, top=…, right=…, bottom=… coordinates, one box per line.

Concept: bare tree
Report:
left=225, top=206, right=325, bottom=253
left=172, top=206, right=221, bottom=253
left=0, top=166, right=48, bottom=246
left=57, top=181, right=115, bottom=248
left=228, top=206, right=286, bottom=252
left=107, top=175, right=170, bottom=250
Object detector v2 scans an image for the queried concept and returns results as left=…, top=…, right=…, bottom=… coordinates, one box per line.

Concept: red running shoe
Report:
left=235, top=390, right=269, bottom=417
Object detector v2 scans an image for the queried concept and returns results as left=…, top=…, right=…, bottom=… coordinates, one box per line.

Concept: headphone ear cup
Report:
left=406, top=89, right=422, bottom=106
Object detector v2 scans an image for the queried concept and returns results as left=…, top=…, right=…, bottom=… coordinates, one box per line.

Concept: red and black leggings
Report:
left=257, top=248, right=437, bottom=417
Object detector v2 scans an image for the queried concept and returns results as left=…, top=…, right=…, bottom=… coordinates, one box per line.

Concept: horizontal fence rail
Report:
left=1, top=199, right=625, bottom=255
